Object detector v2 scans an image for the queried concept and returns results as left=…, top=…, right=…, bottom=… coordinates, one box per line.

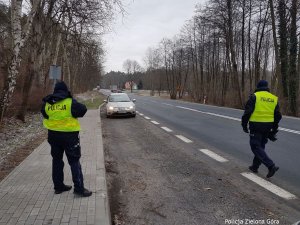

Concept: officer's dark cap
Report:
left=257, top=80, right=268, bottom=88
left=54, top=81, right=69, bottom=92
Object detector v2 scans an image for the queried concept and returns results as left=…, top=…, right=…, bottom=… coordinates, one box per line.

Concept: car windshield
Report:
left=109, top=95, right=131, bottom=102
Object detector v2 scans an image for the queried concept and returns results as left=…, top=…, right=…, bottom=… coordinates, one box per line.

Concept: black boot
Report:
left=74, top=188, right=92, bottom=197
left=266, top=166, right=279, bottom=178
left=55, top=185, right=72, bottom=194
left=249, top=166, right=258, bottom=173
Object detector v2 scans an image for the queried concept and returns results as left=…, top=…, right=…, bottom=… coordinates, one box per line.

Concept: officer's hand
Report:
left=268, top=134, right=277, bottom=142
left=268, top=129, right=278, bottom=142
left=243, top=127, right=249, bottom=133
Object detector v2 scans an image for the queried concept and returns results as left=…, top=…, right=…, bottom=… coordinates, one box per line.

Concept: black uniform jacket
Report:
left=241, top=87, right=282, bottom=134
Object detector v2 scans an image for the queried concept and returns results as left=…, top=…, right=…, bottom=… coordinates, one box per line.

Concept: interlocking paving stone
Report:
left=0, top=110, right=110, bottom=225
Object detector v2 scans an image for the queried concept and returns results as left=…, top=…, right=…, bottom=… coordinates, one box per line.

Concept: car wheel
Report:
left=132, top=114, right=136, bottom=117
left=106, top=114, right=110, bottom=118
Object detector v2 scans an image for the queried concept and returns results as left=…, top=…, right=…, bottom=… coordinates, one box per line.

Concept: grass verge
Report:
left=77, top=92, right=106, bottom=109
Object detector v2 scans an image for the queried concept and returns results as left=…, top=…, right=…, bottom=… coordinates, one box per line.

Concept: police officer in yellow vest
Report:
left=242, top=80, right=282, bottom=178
left=41, top=81, right=92, bottom=197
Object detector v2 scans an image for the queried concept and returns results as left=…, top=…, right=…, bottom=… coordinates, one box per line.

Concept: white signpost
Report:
left=49, top=65, right=62, bottom=88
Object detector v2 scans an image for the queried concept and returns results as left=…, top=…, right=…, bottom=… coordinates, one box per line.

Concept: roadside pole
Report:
left=49, top=65, right=62, bottom=88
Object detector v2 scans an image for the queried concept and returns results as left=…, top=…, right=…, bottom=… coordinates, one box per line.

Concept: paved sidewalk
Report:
left=0, top=109, right=111, bottom=225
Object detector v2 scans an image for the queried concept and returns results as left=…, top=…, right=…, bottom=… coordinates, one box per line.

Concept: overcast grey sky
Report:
left=103, top=0, right=207, bottom=73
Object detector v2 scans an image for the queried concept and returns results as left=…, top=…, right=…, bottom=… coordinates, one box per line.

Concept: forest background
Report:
left=103, top=0, right=300, bottom=117
left=1, top=0, right=300, bottom=128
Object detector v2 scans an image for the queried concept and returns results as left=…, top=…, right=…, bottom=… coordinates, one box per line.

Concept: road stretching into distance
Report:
left=101, top=89, right=300, bottom=214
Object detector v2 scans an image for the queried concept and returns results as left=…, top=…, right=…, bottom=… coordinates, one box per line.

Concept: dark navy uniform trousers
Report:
left=48, top=131, right=84, bottom=192
left=249, top=132, right=274, bottom=169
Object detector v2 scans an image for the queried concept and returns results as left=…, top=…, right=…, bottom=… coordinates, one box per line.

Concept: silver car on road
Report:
left=104, top=93, right=136, bottom=118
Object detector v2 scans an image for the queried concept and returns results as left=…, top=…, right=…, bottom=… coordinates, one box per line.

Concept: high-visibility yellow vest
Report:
left=249, top=91, right=278, bottom=123
left=43, top=98, right=81, bottom=132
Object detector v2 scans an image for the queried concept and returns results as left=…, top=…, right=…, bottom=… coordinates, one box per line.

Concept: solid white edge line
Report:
left=199, top=149, right=228, bottom=163
left=175, top=135, right=193, bottom=143
left=140, top=114, right=144, bottom=116
left=144, top=116, right=151, bottom=120
left=176, top=106, right=240, bottom=121
left=241, top=172, right=297, bottom=200
left=161, top=127, right=173, bottom=132
left=176, top=106, right=300, bottom=135
left=151, top=121, right=160, bottom=125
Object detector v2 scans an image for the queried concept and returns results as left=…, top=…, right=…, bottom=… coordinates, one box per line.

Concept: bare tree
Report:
left=277, top=0, right=288, bottom=98
left=123, top=59, right=142, bottom=92
left=144, top=47, right=163, bottom=95
left=0, top=0, right=124, bottom=124
left=0, top=0, right=41, bottom=122
left=288, top=0, right=298, bottom=115
left=123, top=59, right=133, bottom=75
left=105, top=0, right=300, bottom=115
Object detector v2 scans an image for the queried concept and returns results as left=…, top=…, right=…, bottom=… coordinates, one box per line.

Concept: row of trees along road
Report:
left=103, top=0, right=300, bottom=116
left=157, top=0, right=300, bottom=116
left=0, top=0, right=123, bottom=124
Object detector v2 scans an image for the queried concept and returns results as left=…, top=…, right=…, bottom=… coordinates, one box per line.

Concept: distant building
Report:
left=125, top=81, right=137, bottom=90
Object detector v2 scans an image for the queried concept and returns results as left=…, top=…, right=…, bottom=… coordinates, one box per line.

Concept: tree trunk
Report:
left=262, top=36, right=270, bottom=80
left=16, top=58, right=35, bottom=122
left=241, top=0, right=246, bottom=96
left=0, top=0, right=40, bottom=123
left=53, top=31, right=62, bottom=66
left=288, top=0, right=298, bottom=116
left=298, top=36, right=300, bottom=98
left=62, top=41, right=71, bottom=88
left=269, top=0, right=281, bottom=93
left=277, top=0, right=288, bottom=98
left=227, top=0, right=243, bottom=107
left=254, top=3, right=269, bottom=85
left=248, top=0, right=253, bottom=92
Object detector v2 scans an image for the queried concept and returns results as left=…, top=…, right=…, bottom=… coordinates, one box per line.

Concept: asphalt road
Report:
left=130, top=94, right=300, bottom=191
left=100, top=89, right=300, bottom=222
left=101, top=106, right=293, bottom=225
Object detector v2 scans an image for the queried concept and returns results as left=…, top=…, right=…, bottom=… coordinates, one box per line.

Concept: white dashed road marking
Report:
left=199, top=149, right=228, bottom=163
left=241, top=172, right=297, bottom=200
left=138, top=108, right=295, bottom=201
left=279, top=127, right=300, bottom=135
left=175, top=135, right=193, bottom=143
left=137, top=106, right=297, bottom=201
left=161, top=127, right=173, bottom=132
left=162, top=103, right=174, bottom=107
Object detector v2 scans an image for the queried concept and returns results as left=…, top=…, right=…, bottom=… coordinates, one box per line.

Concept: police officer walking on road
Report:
left=41, top=81, right=92, bottom=197
left=242, top=80, right=282, bottom=178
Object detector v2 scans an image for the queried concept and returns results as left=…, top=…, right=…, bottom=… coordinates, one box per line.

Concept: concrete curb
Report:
left=96, top=104, right=111, bottom=225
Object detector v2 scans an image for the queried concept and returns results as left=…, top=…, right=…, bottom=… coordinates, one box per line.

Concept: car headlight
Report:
left=108, top=106, right=114, bottom=110
left=125, top=106, right=134, bottom=110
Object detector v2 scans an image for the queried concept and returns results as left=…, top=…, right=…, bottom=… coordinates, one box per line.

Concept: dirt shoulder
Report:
left=0, top=113, right=47, bottom=181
